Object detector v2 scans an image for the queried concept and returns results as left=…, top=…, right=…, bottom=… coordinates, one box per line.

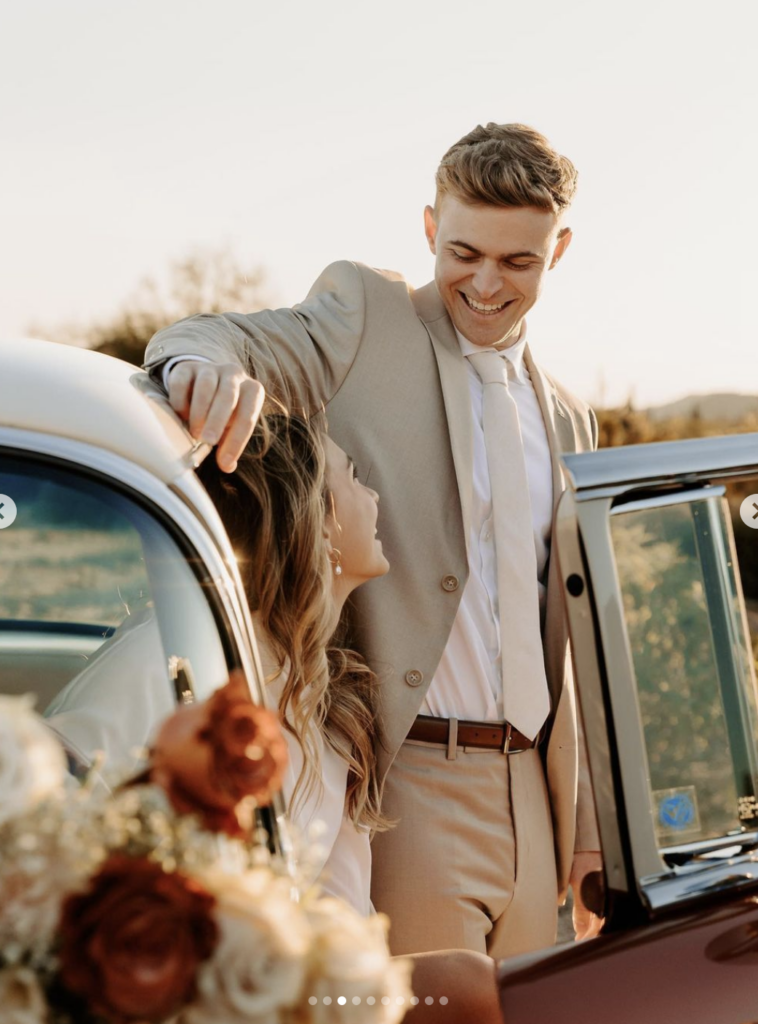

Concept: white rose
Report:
left=0, top=966, right=48, bottom=1024
left=180, top=869, right=310, bottom=1024
left=0, top=695, right=66, bottom=826
left=298, top=899, right=413, bottom=1024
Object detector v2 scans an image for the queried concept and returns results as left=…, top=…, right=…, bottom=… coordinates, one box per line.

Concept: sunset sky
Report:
left=1, top=0, right=755, bottom=407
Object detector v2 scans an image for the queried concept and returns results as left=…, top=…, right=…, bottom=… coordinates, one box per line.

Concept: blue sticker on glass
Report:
left=659, top=793, right=695, bottom=830
left=653, top=785, right=701, bottom=838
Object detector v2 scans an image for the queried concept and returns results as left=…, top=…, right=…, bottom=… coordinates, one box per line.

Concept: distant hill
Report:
left=645, top=393, right=758, bottom=423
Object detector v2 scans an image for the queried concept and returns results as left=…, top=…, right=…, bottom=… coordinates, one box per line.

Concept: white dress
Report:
left=262, top=643, right=373, bottom=917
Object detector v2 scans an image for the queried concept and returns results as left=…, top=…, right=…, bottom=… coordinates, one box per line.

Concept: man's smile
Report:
left=460, top=293, right=515, bottom=316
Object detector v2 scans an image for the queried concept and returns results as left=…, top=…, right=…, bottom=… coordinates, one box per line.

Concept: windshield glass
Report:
left=0, top=453, right=230, bottom=779
left=611, top=493, right=758, bottom=847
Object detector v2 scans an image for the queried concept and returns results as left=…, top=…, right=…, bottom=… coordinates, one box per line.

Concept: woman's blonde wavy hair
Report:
left=197, top=408, right=388, bottom=833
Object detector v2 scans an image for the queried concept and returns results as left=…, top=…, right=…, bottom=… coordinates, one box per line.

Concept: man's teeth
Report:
left=464, top=295, right=509, bottom=313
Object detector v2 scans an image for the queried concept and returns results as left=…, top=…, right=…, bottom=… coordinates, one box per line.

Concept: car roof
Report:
left=0, top=338, right=209, bottom=485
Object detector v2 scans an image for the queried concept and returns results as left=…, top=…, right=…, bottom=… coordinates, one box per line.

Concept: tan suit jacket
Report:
left=145, top=259, right=600, bottom=895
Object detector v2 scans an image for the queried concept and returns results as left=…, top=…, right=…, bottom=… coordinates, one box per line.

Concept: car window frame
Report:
left=0, top=426, right=287, bottom=853
left=557, top=432, right=758, bottom=921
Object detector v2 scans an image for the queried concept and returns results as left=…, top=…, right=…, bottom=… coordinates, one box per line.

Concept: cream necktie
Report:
left=467, top=350, right=550, bottom=740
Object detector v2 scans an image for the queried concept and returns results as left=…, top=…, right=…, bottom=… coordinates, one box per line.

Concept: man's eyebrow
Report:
left=447, top=240, right=542, bottom=259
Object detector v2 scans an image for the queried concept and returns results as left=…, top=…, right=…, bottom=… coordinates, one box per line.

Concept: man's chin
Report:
left=453, top=313, right=520, bottom=348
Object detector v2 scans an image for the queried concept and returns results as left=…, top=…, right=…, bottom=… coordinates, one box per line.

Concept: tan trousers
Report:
left=370, top=741, right=558, bottom=959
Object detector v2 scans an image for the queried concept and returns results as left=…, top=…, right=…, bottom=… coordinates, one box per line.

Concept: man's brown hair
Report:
left=435, top=122, right=578, bottom=214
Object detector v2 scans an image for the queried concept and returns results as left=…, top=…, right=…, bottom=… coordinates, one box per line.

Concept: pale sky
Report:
left=1, top=0, right=755, bottom=407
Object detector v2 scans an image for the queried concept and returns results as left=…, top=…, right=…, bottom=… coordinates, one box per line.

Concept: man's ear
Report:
left=424, top=205, right=438, bottom=255
left=549, top=226, right=573, bottom=269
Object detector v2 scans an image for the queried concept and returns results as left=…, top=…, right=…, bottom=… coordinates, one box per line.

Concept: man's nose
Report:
left=471, top=263, right=503, bottom=299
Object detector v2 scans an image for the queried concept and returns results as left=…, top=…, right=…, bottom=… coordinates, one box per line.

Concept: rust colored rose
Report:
left=59, top=854, right=218, bottom=1023
left=151, top=670, right=288, bottom=836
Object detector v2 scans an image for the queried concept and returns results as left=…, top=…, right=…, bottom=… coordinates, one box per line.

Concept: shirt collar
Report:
left=455, top=321, right=529, bottom=384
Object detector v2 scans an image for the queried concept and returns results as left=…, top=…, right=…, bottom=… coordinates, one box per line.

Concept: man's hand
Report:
left=168, top=361, right=265, bottom=473
left=569, top=851, right=605, bottom=941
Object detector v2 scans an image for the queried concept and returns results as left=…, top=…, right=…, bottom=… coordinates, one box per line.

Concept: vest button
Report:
left=441, top=574, right=459, bottom=592
left=405, top=669, right=424, bottom=687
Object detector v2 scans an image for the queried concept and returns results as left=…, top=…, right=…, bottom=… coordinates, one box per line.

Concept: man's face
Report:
left=424, top=194, right=572, bottom=348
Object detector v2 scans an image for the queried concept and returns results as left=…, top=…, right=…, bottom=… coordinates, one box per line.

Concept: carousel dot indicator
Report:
left=440, top=996, right=449, bottom=1005
left=308, top=997, right=317, bottom=1006
left=382, top=996, right=391, bottom=1005
left=323, top=996, right=332, bottom=1005
left=425, top=996, right=434, bottom=1005
left=337, top=997, right=346, bottom=1005
left=410, top=996, right=420, bottom=1006
left=396, top=996, right=405, bottom=1005
left=366, top=997, right=376, bottom=1005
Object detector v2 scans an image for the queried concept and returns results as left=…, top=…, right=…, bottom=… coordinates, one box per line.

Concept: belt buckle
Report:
left=502, top=722, right=513, bottom=755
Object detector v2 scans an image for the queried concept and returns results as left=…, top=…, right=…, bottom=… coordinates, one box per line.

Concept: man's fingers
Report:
left=187, top=365, right=223, bottom=439
left=201, top=374, right=241, bottom=445
left=165, top=361, right=264, bottom=470
left=216, top=378, right=265, bottom=472
left=167, top=361, right=200, bottom=420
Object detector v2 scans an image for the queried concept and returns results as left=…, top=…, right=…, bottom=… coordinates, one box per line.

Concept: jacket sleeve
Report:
left=143, top=260, right=367, bottom=415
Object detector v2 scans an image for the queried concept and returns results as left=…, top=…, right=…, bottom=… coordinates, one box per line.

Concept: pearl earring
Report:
left=330, top=548, right=343, bottom=576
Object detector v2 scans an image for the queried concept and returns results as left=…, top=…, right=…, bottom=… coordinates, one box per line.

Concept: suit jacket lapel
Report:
left=524, top=343, right=575, bottom=514
left=412, top=281, right=473, bottom=544
left=525, top=344, right=578, bottom=709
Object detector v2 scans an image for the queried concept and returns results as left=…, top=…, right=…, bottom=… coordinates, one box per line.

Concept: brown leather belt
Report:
left=406, top=714, right=536, bottom=753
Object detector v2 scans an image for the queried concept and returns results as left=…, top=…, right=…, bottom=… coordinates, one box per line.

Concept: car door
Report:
left=0, top=430, right=268, bottom=785
left=499, top=432, right=758, bottom=1024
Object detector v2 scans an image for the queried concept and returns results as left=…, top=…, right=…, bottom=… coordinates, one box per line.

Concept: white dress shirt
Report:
left=420, top=324, right=554, bottom=722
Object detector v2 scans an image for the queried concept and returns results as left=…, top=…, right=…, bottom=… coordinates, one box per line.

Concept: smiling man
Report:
left=144, top=122, right=602, bottom=959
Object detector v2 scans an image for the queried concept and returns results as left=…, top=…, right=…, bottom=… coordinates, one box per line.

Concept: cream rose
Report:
left=0, top=695, right=66, bottom=826
left=181, top=869, right=310, bottom=1024
left=0, top=966, right=48, bottom=1024
left=298, top=899, right=413, bottom=1024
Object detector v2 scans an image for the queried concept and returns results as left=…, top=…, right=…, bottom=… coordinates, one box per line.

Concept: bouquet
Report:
left=0, top=675, right=412, bottom=1024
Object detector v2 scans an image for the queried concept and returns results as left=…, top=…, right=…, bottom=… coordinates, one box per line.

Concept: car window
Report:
left=0, top=452, right=230, bottom=778
left=611, top=492, right=758, bottom=847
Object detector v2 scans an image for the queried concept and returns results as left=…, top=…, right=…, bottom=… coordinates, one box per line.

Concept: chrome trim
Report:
left=609, top=486, right=725, bottom=515
left=555, top=491, right=629, bottom=894
left=574, top=496, right=665, bottom=882
left=643, top=855, right=758, bottom=913
left=663, top=829, right=758, bottom=860
left=563, top=432, right=758, bottom=495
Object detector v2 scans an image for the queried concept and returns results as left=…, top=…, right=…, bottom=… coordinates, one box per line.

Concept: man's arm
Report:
left=143, top=260, right=368, bottom=470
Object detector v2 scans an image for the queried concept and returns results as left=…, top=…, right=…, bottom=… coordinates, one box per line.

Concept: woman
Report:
left=197, top=410, right=501, bottom=1023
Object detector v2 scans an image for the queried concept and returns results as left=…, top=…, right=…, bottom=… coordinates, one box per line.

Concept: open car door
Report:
left=499, top=432, right=758, bottom=1024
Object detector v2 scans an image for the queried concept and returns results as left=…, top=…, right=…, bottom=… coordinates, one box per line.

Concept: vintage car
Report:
left=0, top=336, right=286, bottom=844
left=3, top=337, right=758, bottom=1022
left=500, top=431, right=758, bottom=1023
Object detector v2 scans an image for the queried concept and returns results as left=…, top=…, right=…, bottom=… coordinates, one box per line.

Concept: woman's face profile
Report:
left=323, top=436, right=389, bottom=586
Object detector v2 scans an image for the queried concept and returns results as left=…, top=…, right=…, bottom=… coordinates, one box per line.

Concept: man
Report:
left=144, top=122, right=602, bottom=958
